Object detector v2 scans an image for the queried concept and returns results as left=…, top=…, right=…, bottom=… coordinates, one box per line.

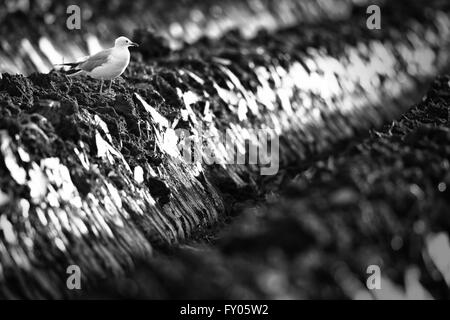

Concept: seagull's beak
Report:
left=130, top=42, right=139, bottom=47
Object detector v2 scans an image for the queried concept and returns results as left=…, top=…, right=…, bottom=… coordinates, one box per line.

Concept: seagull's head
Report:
left=115, top=36, right=139, bottom=48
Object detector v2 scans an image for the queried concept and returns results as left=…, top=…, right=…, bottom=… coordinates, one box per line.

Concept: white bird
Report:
left=57, top=36, right=139, bottom=93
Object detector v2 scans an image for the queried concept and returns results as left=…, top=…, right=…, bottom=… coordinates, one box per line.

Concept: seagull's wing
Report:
left=78, top=48, right=113, bottom=72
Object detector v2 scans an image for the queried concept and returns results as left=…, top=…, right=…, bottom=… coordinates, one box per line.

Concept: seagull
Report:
left=57, top=36, right=139, bottom=93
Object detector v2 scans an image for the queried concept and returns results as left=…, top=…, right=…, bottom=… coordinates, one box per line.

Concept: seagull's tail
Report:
left=54, top=62, right=83, bottom=77
left=64, top=68, right=83, bottom=77
left=55, top=62, right=80, bottom=68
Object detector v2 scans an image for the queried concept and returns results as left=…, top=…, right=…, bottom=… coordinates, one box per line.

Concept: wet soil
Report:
left=91, top=76, right=450, bottom=299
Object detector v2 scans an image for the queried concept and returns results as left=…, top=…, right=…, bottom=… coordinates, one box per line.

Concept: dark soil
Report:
left=92, top=75, right=450, bottom=299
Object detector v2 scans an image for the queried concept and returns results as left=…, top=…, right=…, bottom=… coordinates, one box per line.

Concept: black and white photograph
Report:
left=0, top=0, right=450, bottom=307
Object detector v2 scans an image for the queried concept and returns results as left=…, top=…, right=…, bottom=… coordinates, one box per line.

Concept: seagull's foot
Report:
left=104, top=89, right=116, bottom=98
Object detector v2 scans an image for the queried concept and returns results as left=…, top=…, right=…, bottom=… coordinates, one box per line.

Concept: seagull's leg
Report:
left=99, top=80, right=104, bottom=94
left=108, top=80, right=113, bottom=92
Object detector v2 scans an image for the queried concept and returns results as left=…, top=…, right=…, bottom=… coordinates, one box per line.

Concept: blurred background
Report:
left=0, top=0, right=378, bottom=74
